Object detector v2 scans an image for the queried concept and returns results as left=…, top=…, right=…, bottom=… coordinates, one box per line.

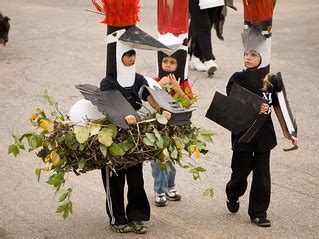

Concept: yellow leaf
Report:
left=189, top=144, right=196, bottom=153
left=195, top=148, right=201, bottom=158
left=98, top=128, right=113, bottom=146
left=36, top=108, right=43, bottom=115
left=50, top=150, right=61, bottom=165
left=47, top=121, right=54, bottom=132
left=41, top=164, right=51, bottom=172
left=44, top=154, right=51, bottom=163
left=39, top=119, right=54, bottom=132
left=89, top=124, right=101, bottom=136
left=30, top=114, right=38, bottom=121
left=162, top=148, right=169, bottom=160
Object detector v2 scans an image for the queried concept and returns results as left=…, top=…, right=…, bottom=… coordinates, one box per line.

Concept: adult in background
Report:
left=188, top=0, right=236, bottom=76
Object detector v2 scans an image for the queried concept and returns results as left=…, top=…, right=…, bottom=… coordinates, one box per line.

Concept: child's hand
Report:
left=125, top=115, right=137, bottom=125
left=158, top=76, right=171, bottom=85
left=286, top=135, right=298, bottom=147
left=168, top=74, right=180, bottom=88
left=283, top=134, right=298, bottom=151
left=260, top=103, right=270, bottom=114
left=290, top=135, right=298, bottom=147
left=162, top=110, right=171, bottom=120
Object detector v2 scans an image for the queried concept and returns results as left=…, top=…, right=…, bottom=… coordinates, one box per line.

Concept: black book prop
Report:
left=205, top=91, right=257, bottom=134
left=206, top=83, right=269, bottom=141
left=140, top=85, right=194, bottom=125
left=76, top=84, right=140, bottom=129
left=232, top=84, right=270, bottom=143
left=238, top=114, right=269, bottom=142
left=275, top=72, right=298, bottom=151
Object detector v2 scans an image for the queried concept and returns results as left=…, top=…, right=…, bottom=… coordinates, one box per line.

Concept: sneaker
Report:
left=251, top=217, right=271, bottom=227
left=155, top=192, right=167, bottom=207
left=189, top=56, right=207, bottom=72
left=226, top=199, right=239, bottom=213
left=129, top=221, right=148, bottom=234
left=165, top=189, right=181, bottom=201
left=110, top=224, right=132, bottom=233
left=204, top=60, right=218, bottom=76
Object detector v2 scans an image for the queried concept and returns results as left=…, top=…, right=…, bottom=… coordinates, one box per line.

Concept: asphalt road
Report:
left=1, top=0, right=318, bottom=238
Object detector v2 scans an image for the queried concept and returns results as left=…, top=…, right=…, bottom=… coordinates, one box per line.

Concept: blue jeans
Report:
left=151, top=160, right=176, bottom=194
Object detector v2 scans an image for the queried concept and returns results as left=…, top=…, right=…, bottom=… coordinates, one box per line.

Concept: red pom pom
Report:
left=92, top=0, right=140, bottom=26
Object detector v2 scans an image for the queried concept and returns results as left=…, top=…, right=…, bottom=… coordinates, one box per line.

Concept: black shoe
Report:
left=226, top=199, right=239, bottom=213
left=129, top=221, right=148, bottom=234
left=251, top=217, right=271, bottom=227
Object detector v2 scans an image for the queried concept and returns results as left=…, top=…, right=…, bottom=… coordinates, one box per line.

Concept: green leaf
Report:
left=199, top=129, right=215, bottom=142
left=145, top=133, right=156, bottom=143
left=36, top=146, right=50, bottom=159
left=202, top=188, right=214, bottom=197
left=26, top=134, right=42, bottom=151
left=153, top=129, right=161, bottom=140
left=100, top=144, right=108, bottom=157
left=56, top=200, right=73, bottom=219
left=107, top=124, right=118, bottom=138
left=58, top=188, right=72, bottom=202
left=58, top=191, right=69, bottom=202
left=56, top=203, right=67, bottom=213
left=155, top=138, right=164, bottom=149
left=34, top=168, right=42, bottom=181
left=44, top=90, right=54, bottom=107
left=170, top=146, right=178, bottom=159
left=46, top=172, right=65, bottom=189
left=156, top=113, right=168, bottom=125
left=162, top=135, right=171, bottom=148
left=182, top=164, right=191, bottom=169
left=196, top=142, right=207, bottom=151
left=180, top=96, right=191, bottom=107
left=64, top=133, right=79, bottom=150
left=165, top=84, right=174, bottom=92
left=8, top=144, right=20, bottom=157
left=74, top=127, right=89, bottom=144
left=109, top=143, right=125, bottom=157
left=194, top=166, right=206, bottom=172
left=143, top=137, right=154, bottom=146
left=159, top=161, right=171, bottom=172
left=78, top=144, right=85, bottom=151
left=118, top=140, right=133, bottom=152
left=78, top=161, right=85, bottom=169
left=98, top=128, right=113, bottom=146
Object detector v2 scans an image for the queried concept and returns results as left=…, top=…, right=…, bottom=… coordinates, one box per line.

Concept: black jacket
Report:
left=100, top=73, right=150, bottom=111
left=226, top=69, right=283, bottom=152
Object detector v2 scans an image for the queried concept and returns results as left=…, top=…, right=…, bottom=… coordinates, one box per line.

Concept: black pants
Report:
left=189, top=0, right=222, bottom=61
left=101, top=163, right=150, bottom=225
left=226, top=151, right=271, bottom=219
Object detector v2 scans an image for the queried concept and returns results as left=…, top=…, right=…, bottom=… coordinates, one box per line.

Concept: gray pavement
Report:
left=1, top=0, right=319, bottom=238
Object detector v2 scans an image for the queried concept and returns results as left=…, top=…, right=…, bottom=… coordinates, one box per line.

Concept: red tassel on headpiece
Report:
left=243, top=0, right=276, bottom=24
left=92, top=0, right=140, bottom=27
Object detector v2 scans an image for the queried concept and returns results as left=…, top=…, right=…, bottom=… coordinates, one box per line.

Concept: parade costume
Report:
left=206, top=0, right=297, bottom=227
left=90, top=0, right=170, bottom=233
left=150, top=0, right=193, bottom=207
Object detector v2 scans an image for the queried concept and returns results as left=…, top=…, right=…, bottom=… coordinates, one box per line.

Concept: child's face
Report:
left=162, top=56, right=178, bottom=72
left=244, top=50, right=261, bottom=69
left=122, top=54, right=136, bottom=67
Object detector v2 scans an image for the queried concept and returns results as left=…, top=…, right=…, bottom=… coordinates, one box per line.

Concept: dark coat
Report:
left=226, top=69, right=283, bottom=152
